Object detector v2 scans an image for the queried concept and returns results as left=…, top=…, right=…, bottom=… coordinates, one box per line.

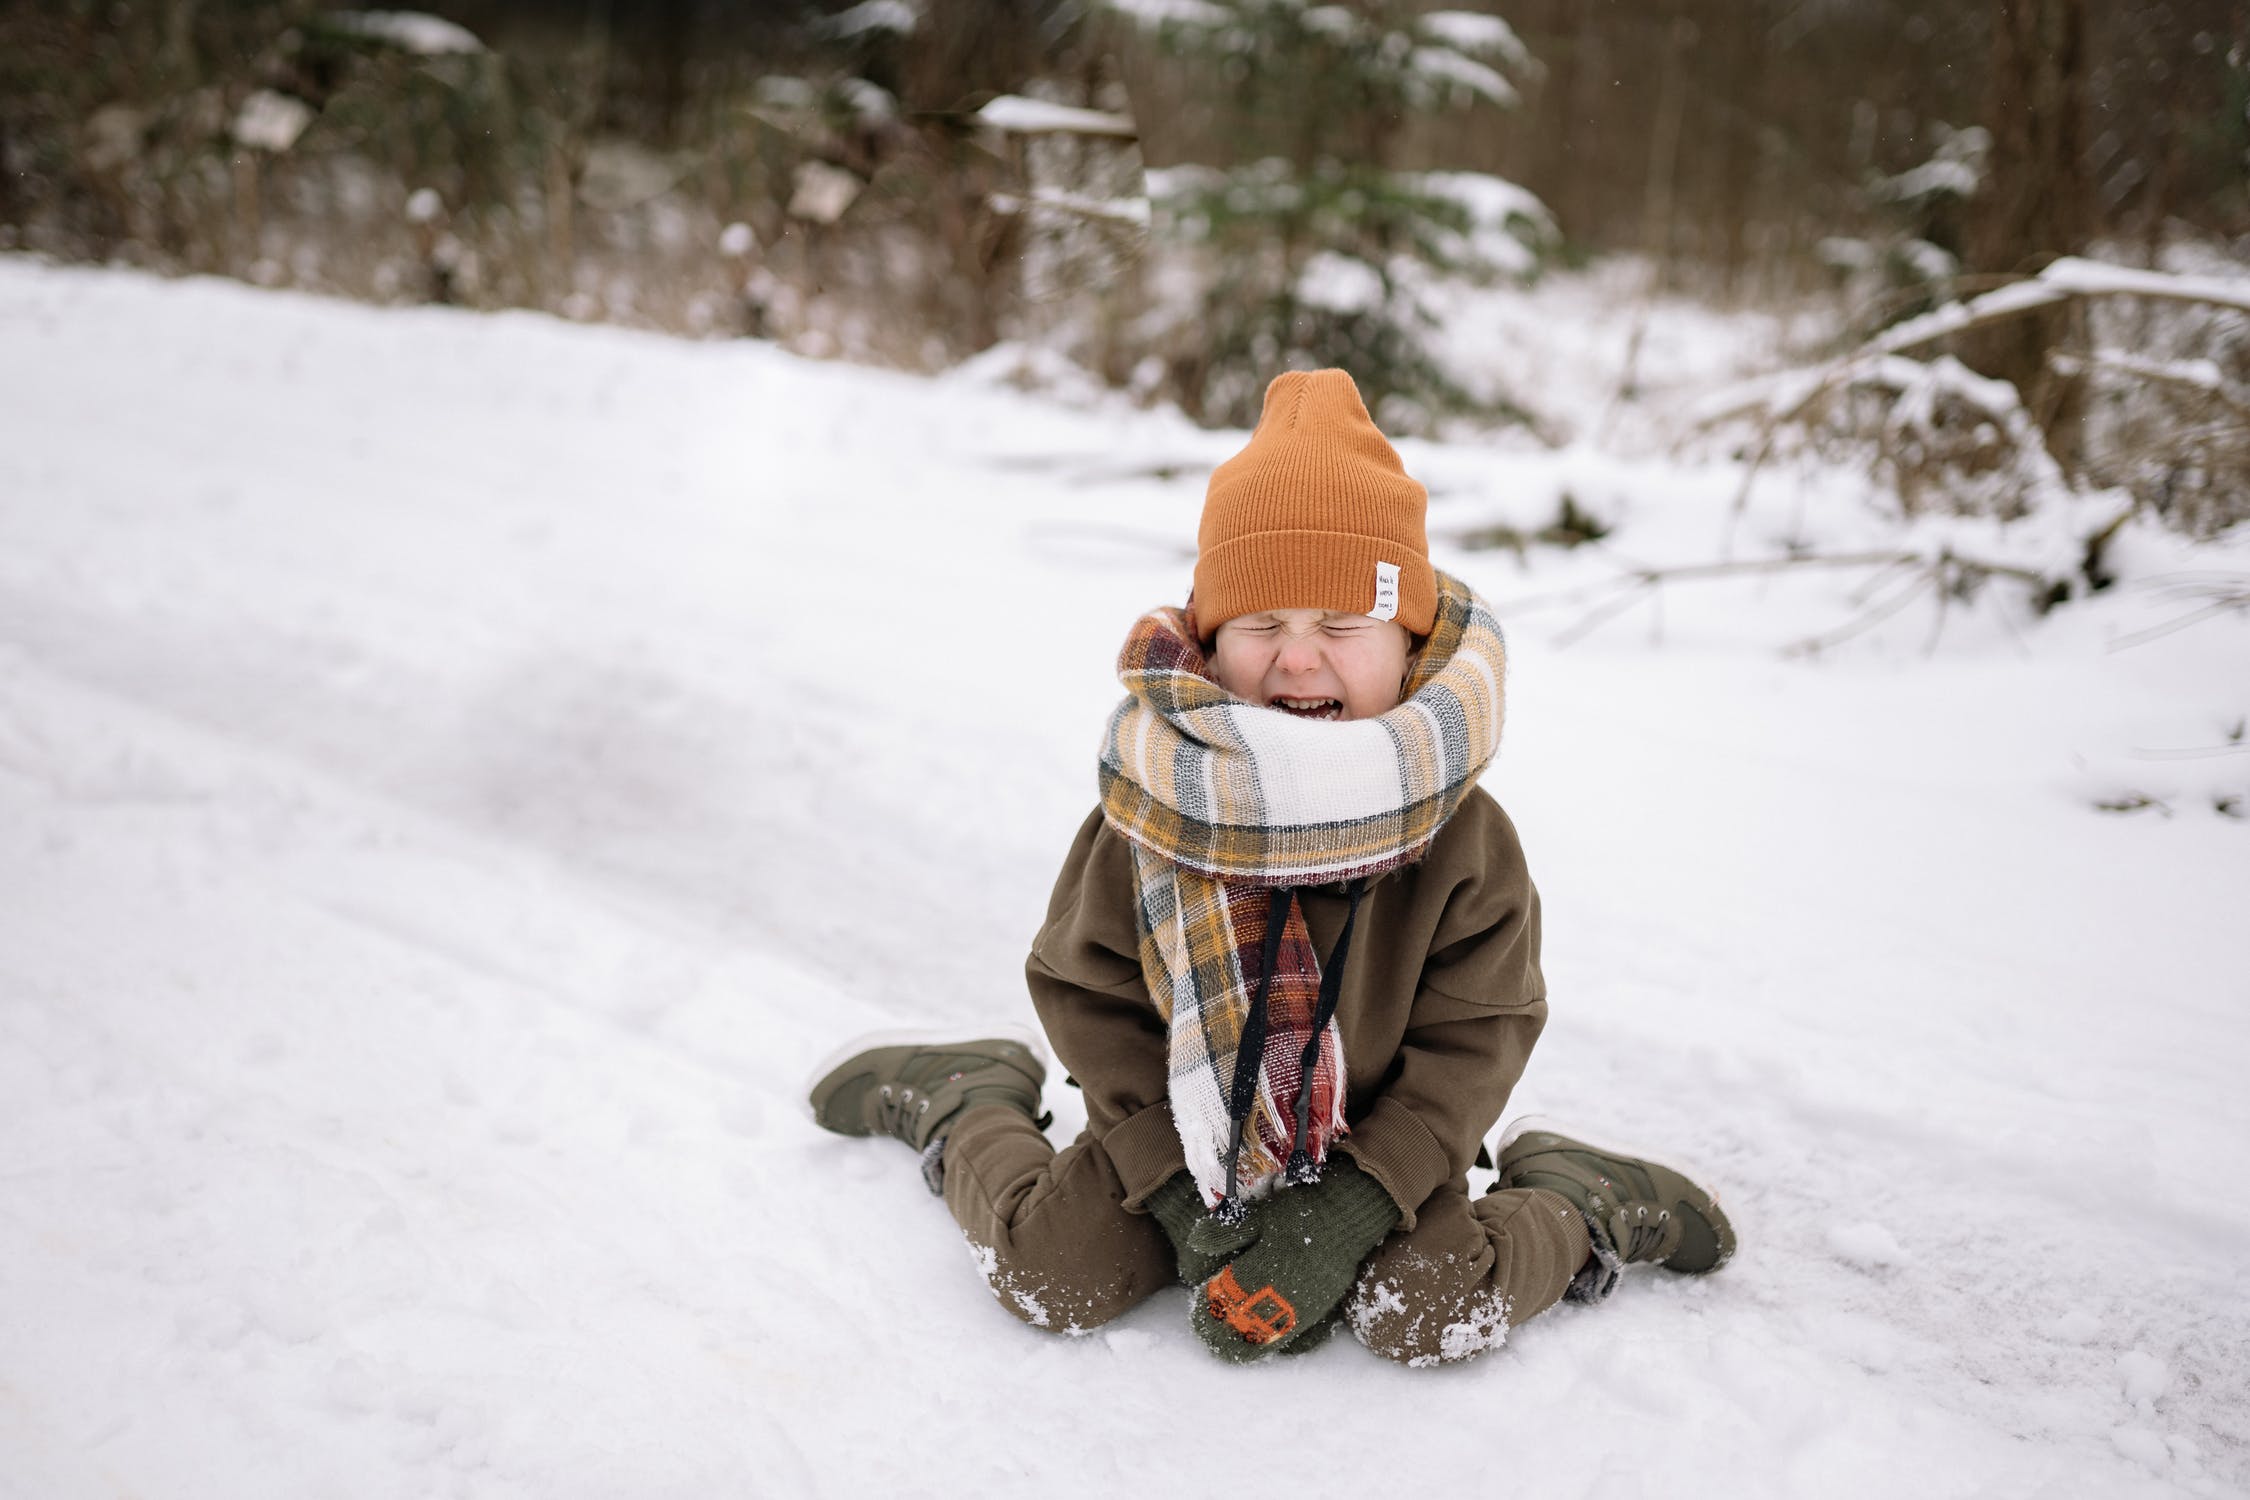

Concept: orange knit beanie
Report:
left=1192, top=369, right=1436, bottom=639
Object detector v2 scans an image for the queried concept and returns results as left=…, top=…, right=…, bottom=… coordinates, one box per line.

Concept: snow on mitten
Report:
left=1146, top=1170, right=1255, bottom=1287
left=1191, top=1157, right=1399, bottom=1363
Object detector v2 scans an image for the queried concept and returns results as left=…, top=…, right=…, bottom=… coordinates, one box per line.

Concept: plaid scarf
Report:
left=1099, top=569, right=1508, bottom=1211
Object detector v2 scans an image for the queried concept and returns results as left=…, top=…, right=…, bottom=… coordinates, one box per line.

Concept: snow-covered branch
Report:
left=1871, top=257, right=2250, bottom=358
left=2049, top=350, right=2250, bottom=418
left=322, top=10, right=485, bottom=54
left=987, top=189, right=1151, bottom=228
left=975, top=95, right=1138, bottom=140
left=1697, top=257, right=2250, bottom=433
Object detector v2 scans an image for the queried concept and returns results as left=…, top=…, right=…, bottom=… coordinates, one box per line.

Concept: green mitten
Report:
left=1192, top=1157, right=1401, bottom=1363
left=1146, top=1171, right=1255, bottom=1287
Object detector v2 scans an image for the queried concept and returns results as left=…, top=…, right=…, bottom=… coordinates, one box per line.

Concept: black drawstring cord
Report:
left=1214, top=884, right=1294, bottom=1225
left=1285, top=877, right=1367, bottom=1185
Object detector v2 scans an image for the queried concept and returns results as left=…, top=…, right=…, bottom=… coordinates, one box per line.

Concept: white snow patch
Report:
left=977, top=95, right=1136, bottom=139
left=326, top=10, right=485, bottom=54
left=788, top=162, right=862, bottom=225
left=963, top=1236, right=1051, bottom=1328
left=1103, top=1326, right=1158, bottom=1355
left=1879, top=157, right=1981, bottom=200
left=2110, top=1425, right=2170, bottom=1473
left=1825, top=1222, right=1906, bottom=1271
left=1406, top=169, right=1552, bottom=277
left=836, top=77, right=897, bottom=125
left=989, top=189, right=1150, bottom=229
left=1348, top=1275, right=1409, bottom=1337
left=2116, top=1349, right=2170, bottom=1406
left=2042, top=1308, right=2103, bottom=1344
left=1107, top=0, right=1232, bottom=26
left=815, top=0, right=919, bottom=39
left=1421, top=10, right=1527, bottom=62
left=233, top=91, right=315, bottom=153
left=1297, top=251, right=1386, bottom=314
left=1433, top=1290, right=1511, bottom=1363
left=1409, top=46, right=1516, bottom=106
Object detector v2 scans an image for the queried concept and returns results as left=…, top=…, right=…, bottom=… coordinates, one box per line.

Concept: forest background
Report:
left=5, top=0, right=2244, bottom=466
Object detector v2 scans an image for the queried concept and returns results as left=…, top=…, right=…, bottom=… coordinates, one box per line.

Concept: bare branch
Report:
left=2049, top=350, right=2250, bottom=421
left=1551, top=578, right=1657, bottom=648
left=1512, top=545, right=2071, bottom=654
left=2103, top=591, right=2250, bottom=652
left=1785, top=569, right=1936, bottom=658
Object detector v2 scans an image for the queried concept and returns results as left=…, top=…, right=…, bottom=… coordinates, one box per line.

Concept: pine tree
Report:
left=1117, top=0, right=1552, bottom=431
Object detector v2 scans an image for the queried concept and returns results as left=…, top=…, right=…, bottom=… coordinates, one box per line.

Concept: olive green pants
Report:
left=941, top=1105, right=1590, bottom=1364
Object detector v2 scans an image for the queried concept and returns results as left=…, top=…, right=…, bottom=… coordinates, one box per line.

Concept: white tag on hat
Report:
left=1369, top=561, right=1400, bottom=621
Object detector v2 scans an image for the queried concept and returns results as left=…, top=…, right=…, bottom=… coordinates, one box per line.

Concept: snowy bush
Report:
left=1692, top=256, right=2250, bottom=627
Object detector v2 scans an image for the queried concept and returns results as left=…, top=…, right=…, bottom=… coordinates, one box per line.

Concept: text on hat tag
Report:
left=1369, top=561, right=1401, bottom=622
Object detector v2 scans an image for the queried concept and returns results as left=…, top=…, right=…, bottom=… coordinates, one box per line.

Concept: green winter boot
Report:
left=1495, top=1124, right=1736, bottom=1303
left=807, top=1035, right=1049, bottom=1193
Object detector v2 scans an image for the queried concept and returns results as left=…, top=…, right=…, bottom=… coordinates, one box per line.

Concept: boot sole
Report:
left=800, top=1023, right=1052, bottom=1121
left=1495, top=1114, right=1736, bottom=1273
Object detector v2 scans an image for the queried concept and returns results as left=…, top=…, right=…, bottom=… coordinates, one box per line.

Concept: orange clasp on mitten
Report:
left=1204, top=1265, right=1297, bottom=1344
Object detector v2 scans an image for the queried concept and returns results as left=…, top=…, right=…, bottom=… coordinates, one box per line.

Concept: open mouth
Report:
left=1270, top=696, right=1344, bottom=721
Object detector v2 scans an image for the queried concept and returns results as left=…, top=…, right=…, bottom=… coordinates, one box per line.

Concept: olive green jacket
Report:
left=1024, top=786, right=1547, bottom=1231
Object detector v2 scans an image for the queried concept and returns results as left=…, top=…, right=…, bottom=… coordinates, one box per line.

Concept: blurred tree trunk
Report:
left=1555, top=0, right=1605, bottom=241
left=1639, top=10, right=1692, bottom=292
left=640, top=0, right=693, bottom=147
left=1962, top=0, right=2091, bottom=463
left=162, top=0, right=201, bottom=87
left=899, top=0, right=1046, bottom=355
left=1711, top=5, right=1765, bottom=303
left=899, top=0, right=1043, bottom=114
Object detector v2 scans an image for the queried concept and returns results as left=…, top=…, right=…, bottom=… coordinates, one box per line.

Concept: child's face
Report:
left=1209, top=609, right=1413, bottom=722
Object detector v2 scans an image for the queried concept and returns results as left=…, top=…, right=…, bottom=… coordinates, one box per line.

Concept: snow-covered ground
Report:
left=2, top=257, right=2245, bottom=1499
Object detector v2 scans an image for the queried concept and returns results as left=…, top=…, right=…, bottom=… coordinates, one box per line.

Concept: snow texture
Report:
left=1825, top=1222, right=1906, bottom=1272
left=989, top=189, right=1152, bottom=228
left=232, top=90, right=315, bottom=153
left=1106, top=0, right=1233, bottom=28
left=1420, top=9, right=1528, bottom=64
left=1408, top=46, right=1516, bottom=106
left=1, top=256, right=2246, bottom=1499
left=836, top=77, right=897, bottom=124
left=1871, top=256, right=2250, bottom=361
left=977, top=95, right=1137, bottom=139
left=814, top=0, right=920, bottom=40
left=1297, top=250, right=1387, bottom=314
left=788, top=162, right=862, bottom=225
left=1871, top=126, right=1989, bottom=203
left=1407, top=168, right=1553, bottom=276
left=326, top=10, right=485, bottom=54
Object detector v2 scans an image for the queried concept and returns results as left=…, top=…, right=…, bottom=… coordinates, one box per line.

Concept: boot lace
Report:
left=1606, top=1202, right=1682, bottom=1265
left=874, top=1082, right=932, bottom=1137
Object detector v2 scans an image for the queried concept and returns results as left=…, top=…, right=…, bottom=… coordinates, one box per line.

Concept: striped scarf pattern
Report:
left=1098, top=569, right=1508, bottom=1207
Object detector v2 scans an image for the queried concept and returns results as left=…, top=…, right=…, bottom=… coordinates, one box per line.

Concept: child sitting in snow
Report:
left=810, top=369, right=1733, bottom=1363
